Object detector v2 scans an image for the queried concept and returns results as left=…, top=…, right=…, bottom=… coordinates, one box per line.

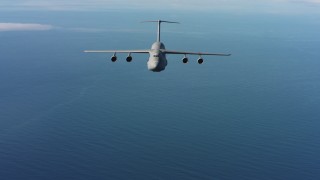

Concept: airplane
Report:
left=84, top=20, right=231, bottom=72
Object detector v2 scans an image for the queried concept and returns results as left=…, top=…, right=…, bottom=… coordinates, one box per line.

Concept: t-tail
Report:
left=142, top=20, right=179, bottom=42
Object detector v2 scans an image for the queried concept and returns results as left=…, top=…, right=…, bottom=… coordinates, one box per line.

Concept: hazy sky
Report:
left=1, top=0, right=319, bottom=32
left=1, top=0, right=320, bottom=13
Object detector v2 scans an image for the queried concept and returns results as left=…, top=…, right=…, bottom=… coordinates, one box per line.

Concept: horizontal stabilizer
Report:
left=141, top=20, right=179, bottom=42
left=141, top=20, right=179, bottom=24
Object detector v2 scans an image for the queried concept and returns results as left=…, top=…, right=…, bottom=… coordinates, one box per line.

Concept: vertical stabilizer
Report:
left=142, top=20, right=179, bottom=42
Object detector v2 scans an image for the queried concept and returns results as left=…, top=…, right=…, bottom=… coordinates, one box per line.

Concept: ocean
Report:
left=0, top=11, right=320, bottom=179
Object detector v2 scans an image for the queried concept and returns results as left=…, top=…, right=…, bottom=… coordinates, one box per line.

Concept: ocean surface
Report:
left=1, top=11, right=320, bottom=179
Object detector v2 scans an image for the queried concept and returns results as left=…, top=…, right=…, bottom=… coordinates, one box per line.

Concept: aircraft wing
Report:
left=162, top=50, right=231, bottom=56
left=84, top=50, right=150, bottom=54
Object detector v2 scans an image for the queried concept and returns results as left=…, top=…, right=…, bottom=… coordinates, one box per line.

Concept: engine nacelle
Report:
left=111, top=55, right=117, bottom=62
left=126, top=56, right=133, bottom=62
left=182, top=57, right=188, bottom=63
left=197, top=58, right=204, bottom=64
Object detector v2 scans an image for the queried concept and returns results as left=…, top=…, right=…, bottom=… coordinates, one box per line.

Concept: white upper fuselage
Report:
left=147, top=42, right=167, bottom=72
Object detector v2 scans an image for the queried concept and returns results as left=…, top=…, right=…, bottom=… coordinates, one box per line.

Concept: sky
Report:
left=0, top=0, right=319, bottom=32
left=1, top=0, right=320, bottom=12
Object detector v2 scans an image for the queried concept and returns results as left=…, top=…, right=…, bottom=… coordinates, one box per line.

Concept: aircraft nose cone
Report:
left=147, top=61, right=158, bottom=71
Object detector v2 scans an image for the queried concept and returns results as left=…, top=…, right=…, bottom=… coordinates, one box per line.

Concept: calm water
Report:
left=1, top=11, right=320, bottom=179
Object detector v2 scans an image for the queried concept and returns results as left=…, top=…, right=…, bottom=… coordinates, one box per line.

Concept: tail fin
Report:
left=141, top=20, right=179, bottom=42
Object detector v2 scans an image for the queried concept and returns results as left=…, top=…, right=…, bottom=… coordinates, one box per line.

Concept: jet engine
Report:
left=111, top=55, right=117, bottom=62
left=197, top=58, right=204, bottom=64
left=182, top=57, right=188, bottom=63
left=126, top=56, right=133, bottom=62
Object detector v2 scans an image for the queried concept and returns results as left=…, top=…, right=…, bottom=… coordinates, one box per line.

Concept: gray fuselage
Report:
left=147, top=42, right=168, bottom=72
